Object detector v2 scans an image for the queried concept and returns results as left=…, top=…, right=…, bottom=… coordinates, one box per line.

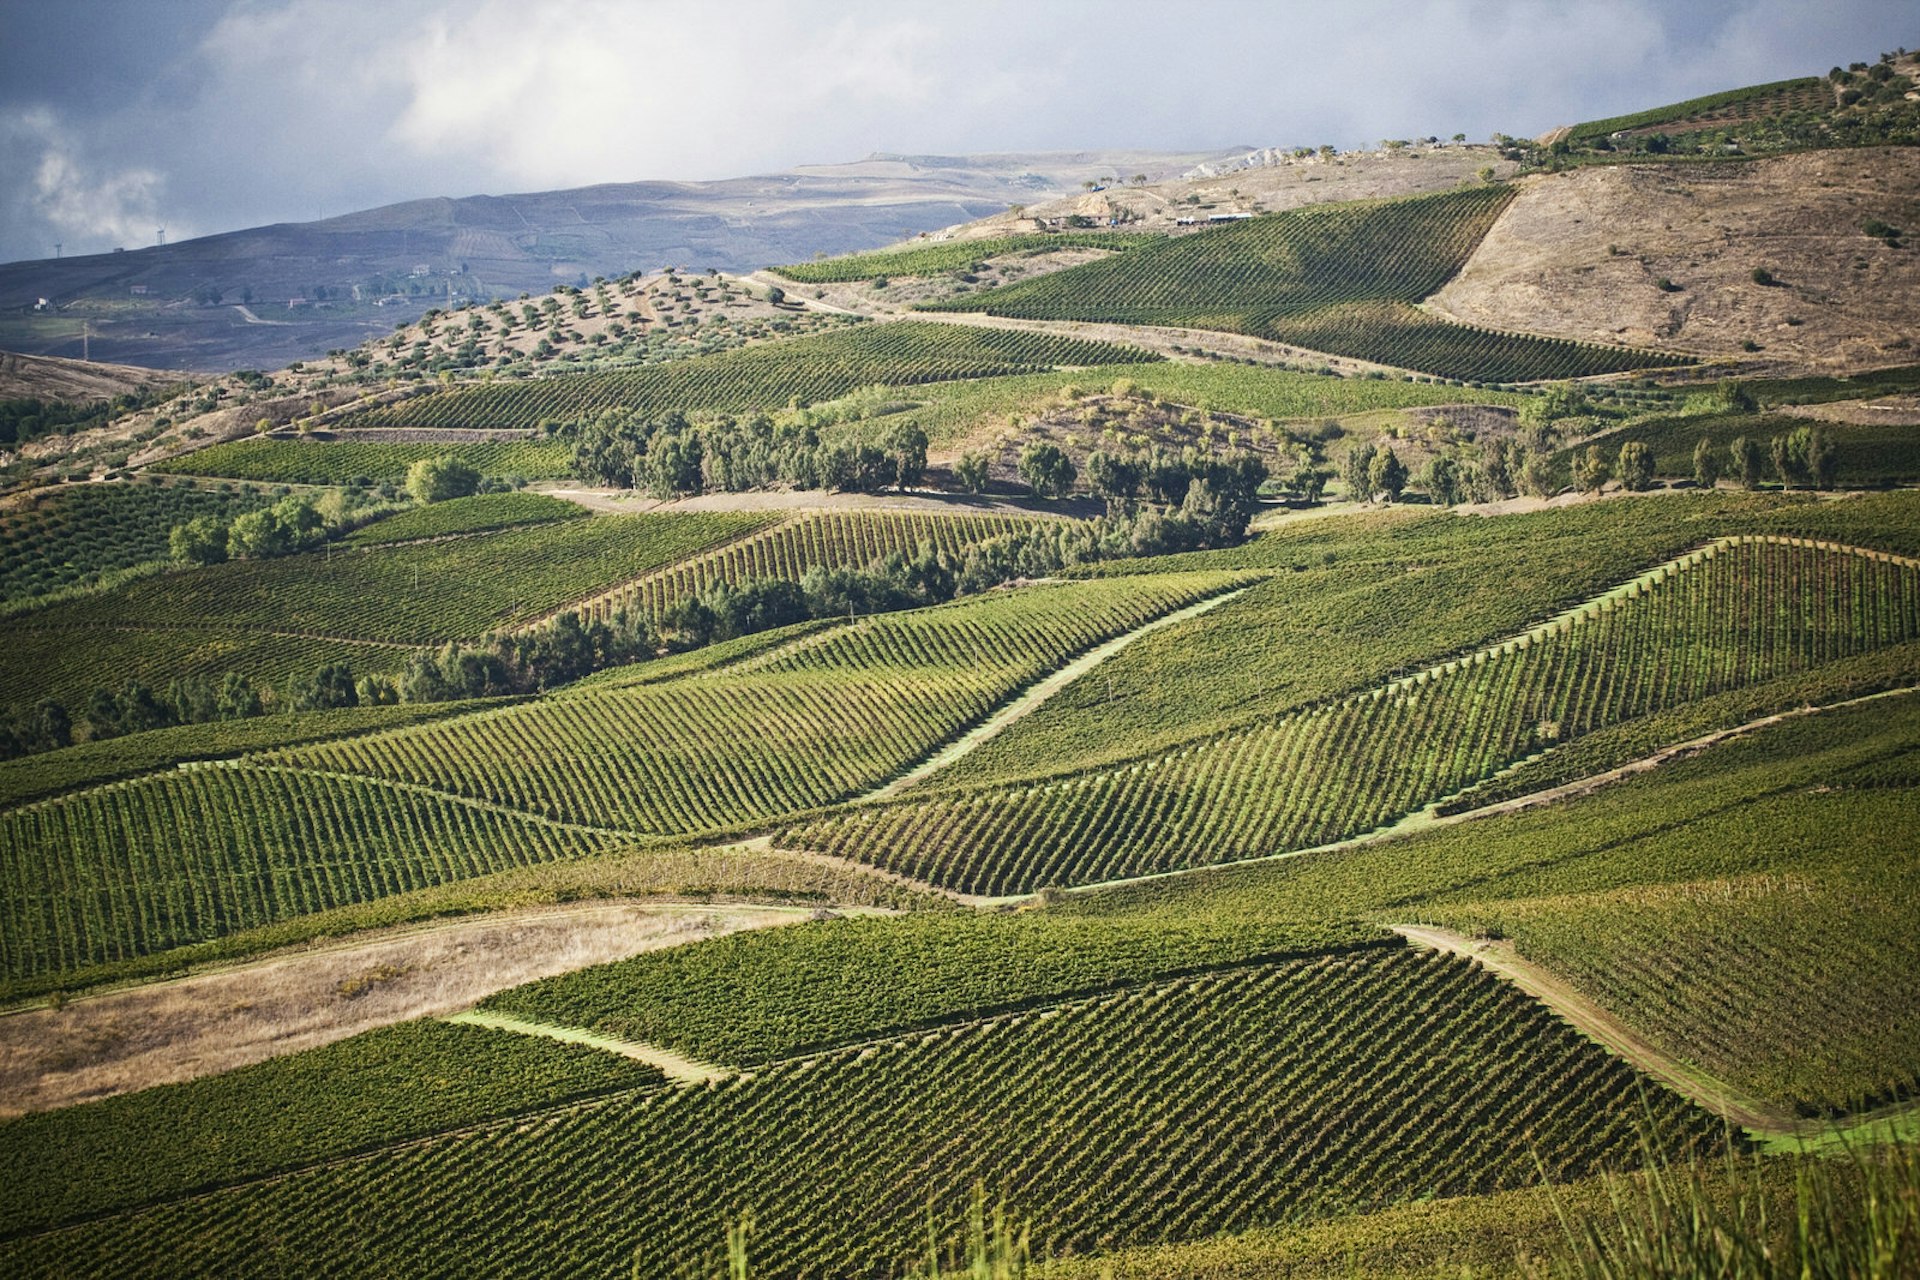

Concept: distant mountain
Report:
left=0, top=149, right=1232, bottom=374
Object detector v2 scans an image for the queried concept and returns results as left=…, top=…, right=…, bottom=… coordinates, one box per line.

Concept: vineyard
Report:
left=1569, top=409, right=1920, bottom=488
left=768, top=232, right=1158, bottom=282
left=0, top=1018, right=657, bottom=1237
left=1567, top=76, right=1831, bottom=141
left=0, top=481, right=273, bottom=605
left=0, top=763, right=626, bottom=985
left=5, top=511, right=756, bottom=648
left=0, top=698, right=487, bottom=810
left=573, top=509, right=1048, bottom=623
left=338, top=322, right=1160, bottom=432
left=150, top=437, right=572, bottom=484
left=782, top=537, right=1920, bottom=894
left=0, top=948, right=1724, bottom=1278
left=277, top=573, right=1243, bottom=834
left=343, top=492, right=585, bottom=545
left=926, top=186, right=1688, bottom=381
left=1425, top=788, right=1920, bottom=1114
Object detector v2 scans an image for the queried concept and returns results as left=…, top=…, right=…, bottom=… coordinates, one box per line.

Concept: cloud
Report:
left=0, top=106, right=176, bottom=256
left=0, top=0, right=1915, bottom=264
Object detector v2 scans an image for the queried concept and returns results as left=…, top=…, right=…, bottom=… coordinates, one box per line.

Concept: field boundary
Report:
left=443, top=1009, right=729, bottom=1083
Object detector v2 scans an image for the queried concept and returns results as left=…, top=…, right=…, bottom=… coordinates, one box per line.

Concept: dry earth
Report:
left=0, top=350, right=176, bottom=403
left=1783, top=391, right=1920, bottom=425
left=0, top=901, right=806, bottom=1115
left=1430, top=148, right=1920, bottom=372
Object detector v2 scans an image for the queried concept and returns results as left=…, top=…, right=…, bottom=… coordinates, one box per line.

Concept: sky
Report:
left=0, top=0, right=1912, bottom=263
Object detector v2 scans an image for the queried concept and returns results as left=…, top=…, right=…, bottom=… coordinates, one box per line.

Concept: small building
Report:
left=287, top=297, right=309, bottom=309
left=410, top=264, right=432, bottom=278
left=1208, top=212, right=1253, bottom=223
left=129, top=284, right=149, bottom=296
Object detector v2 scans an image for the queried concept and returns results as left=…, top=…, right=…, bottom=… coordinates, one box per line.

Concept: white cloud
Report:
left=1, top=106, right=176, bottom=255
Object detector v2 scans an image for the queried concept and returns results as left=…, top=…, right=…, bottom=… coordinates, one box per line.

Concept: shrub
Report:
left=406, top=455, right=482, bottom=504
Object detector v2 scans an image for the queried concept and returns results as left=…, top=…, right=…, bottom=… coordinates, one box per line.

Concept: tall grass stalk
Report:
left=1527, top=1138, right=1920, bottom=1278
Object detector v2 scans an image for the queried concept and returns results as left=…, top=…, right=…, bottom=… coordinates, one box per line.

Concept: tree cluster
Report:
left=169, top=489, right=385, bottom=565
left=563, top=407, right=927, bottom=497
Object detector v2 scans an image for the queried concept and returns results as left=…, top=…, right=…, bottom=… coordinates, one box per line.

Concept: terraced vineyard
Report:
left=927, top=187, right=1687, bottom=381
left=575, top=508, right=1047, bottom=623
left=769, top=231, right=1157, bottom=282
left=0, top=948, right=1724, bottom=1278
left=339, top=322, right=1159, bottom=431
left=0, top=765, right=625, bottom=985
left=280, top=573, right=1241, bottom=833
left=0, top=481, right=273, bottom=605
left=150, top=437, right=572, bottom=484
left=784, top=537, right=1920, bottom=894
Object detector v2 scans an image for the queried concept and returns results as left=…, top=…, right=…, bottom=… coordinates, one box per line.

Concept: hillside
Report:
left=0, top=150, right=1232, bottom=375
left=3, top=42, right=1919, bottom=1280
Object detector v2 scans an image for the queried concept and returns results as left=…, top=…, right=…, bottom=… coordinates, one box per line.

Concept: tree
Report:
left=226, top=508, right=292, bottom=559
left=170, top=515, right=229, bottom=565
left=1288, top=465, right=1333, bottom=505
left=1422, top=455, right=1466, bottom=506
left=646, top=430, right=706, bottom=498
left=1339, top=440, right=1377, bottom=501
left=1751, top=266, right=1776, bottom=286
left=1616, top=440, right=1655, bottom=491
left=1572, top=444, right=1611, bottom=493
left=1084, top=449, right=1143, bottom=501
left=290, top=662, right=359, bottom=711
left=1803, top=426, right=1837, bottom=489
left=1367, top=445, right=1408, bottom=502
left=1730, top=436, right=1764, bottom=490
left=954, top=452, right=991, bottom=494
left=1692, top=436, right=1721, bottom=489
left=1523, top=381, right=1588, bottom=426
left=1769, top=432, right=1803, bottom=488
left=1018, top=442, right=1076, bottom=498
left=883, top=423, right=928, bottom=490
left=406, top=454, right=481, bottom=503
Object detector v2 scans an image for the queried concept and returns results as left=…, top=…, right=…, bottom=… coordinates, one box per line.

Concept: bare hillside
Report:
left=1429, top=149, right=1920, bottom=373
left=0, top=351, right=177, bottom=403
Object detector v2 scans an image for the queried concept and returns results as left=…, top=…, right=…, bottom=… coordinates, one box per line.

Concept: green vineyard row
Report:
left=571, top=509, right=1045, bottom=624
left=926, top=187, right=1686, bottom=381
left=0, top=949, right=1724, bottom=1277
left=340, top=322, right=1160, bottom=432
left=769, top=231, right=1158, bottom=282
left=783, top=537, right=1920, bottom=894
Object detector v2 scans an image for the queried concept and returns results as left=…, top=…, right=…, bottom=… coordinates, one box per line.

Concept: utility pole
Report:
left=82, top=320, right=89, bottom=362
left=52, top=242, right=61, bottom=259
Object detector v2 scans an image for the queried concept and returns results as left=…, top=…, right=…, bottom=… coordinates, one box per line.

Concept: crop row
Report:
left=279, top=573, right=1242, bottom=834
left=343, top=492, right=585, bottom=546
left=0, top=765, right=623, bottom=984
left=6, top=512, right=760, bottom=647
left=0, top=948, right=1724, bottom=1278
left=341, top=322, right=1160, bottom=432
left=1568, top=76, right=1828, bottom=140
left=769, top=231, right=1158, bottom=282
left=576, top=509, right=1046, bottom=623
left=151, top=438, right=572, bottom=484
left=0, top=481, right=274, bottom=605
left=783, top=537, right=1920, bottom=894
left=925, top=187, right=1684, bottom=381
left=0, top=1019, right=657, bottom=1238
left=1264, top=300, right=1687, bottom=382
left=1426, top=788, right=1920, bottom=1116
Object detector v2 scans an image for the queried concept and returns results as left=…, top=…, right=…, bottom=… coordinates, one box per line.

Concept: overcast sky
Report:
left=0, top=0, right=1911, bottom=263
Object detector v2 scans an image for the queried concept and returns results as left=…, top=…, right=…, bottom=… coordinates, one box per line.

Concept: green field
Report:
left=784, top=536, right=1920, bottom=893
left=279, top=573, right=1243, bottom=833
left=769, top=231, right=1159, bottom=282
left=926, top=188, right=1690, bottom=381
left=343, top=491, right=586, bottom=545
left=1568, top=409, right=1920, bottom=487
left=0, top=480, right=273, bottom=606
left=0, top=947, right=1722, bottom=1278
left=1568, top=76, right=1831, bottom=141
left=150, top=436, right=572, bottom=484
left=0, top=512, right=760, bottom=708
left=339, top=321, right=1160, bottom=431
left=576, top=508, right=1047, bottom=622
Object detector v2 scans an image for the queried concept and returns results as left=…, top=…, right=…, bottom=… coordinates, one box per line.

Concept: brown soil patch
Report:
left=0, top=350, right=175, bottom=404
left=1428, top=149, right=1920, bottom=373
left=1783, top=392, right=1920, bottom=426
left=0, top=901, right=804, bottom=1115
